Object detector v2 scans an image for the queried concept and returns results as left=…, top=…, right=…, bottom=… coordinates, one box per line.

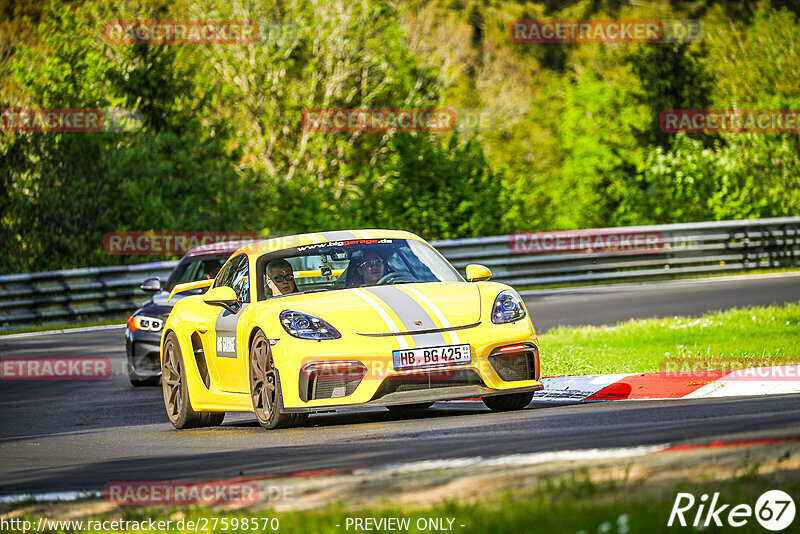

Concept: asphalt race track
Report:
left=1, top=273, right=800, bottom=497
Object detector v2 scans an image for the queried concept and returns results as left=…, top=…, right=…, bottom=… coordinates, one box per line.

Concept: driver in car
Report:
left=357, top=252, right=385, bottom=286
left=266, top=258, right=297, bottom=296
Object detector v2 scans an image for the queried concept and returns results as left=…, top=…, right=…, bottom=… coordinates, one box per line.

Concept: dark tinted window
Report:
left=164, top=255, right=229, bottom=292
left=215, top=255, right=250, bottom=303
left=255, top=239, right=462, bottom=300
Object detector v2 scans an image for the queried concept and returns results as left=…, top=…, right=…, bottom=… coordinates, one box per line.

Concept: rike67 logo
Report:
left=668, top=490, right=795, bottom=531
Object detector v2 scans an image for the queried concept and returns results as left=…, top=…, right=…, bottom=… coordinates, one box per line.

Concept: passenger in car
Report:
left=266, top=258, right=297, bottom=296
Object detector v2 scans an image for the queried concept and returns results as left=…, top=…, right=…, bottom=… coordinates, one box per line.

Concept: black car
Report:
left=124, top=240, right=252, bottom=386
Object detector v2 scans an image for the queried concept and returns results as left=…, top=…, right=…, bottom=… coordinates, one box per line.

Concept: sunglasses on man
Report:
left=360, top=259, right=383, bottom=269
left=270, top=274, right=294, bottom=283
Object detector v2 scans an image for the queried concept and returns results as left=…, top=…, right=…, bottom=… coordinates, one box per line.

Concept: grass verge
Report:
left=10, top=463, right=798, bottom=533
left=540, top=302, right=800, bottom=376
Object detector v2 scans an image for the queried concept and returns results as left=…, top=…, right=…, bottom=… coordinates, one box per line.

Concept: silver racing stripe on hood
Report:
left=347, top=288, right=410, bottom=350
left=362, top=286, right=446, bottom=348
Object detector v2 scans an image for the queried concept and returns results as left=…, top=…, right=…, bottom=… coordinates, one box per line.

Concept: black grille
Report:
left=191, top=332, right=210, bottom=389
left=489, top=352, right=534, bottom=381
left=374, top=369, right=483, bottom=398
left=312, top=376, right=361, bottom=400
left=133, top=343, right=160, bottom=371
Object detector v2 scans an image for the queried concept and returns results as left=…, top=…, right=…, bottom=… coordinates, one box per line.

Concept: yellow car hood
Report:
left=284, top=282, right=481, bottom=335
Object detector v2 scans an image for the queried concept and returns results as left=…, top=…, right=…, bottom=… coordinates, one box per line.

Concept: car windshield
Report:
left=164, top=255, right=229, bottom=292
left=256, top=238, right=462, bottom=299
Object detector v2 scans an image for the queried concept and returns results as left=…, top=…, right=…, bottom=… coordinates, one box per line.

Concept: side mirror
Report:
left=465, top=264, right=492, bottom=282
left=202, top=286, right=241, bottom=314
left=140, top=277, right=161, bottom=293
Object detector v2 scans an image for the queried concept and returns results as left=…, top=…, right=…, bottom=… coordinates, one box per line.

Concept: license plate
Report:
left=392, top=344, right=471, bottom=370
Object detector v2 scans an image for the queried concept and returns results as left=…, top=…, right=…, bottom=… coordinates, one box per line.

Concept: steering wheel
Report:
left=377, top=271, right=416, bottom=285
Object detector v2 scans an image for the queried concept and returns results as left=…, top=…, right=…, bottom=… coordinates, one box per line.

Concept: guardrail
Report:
left=1, top=217, right=798, bottom=332
left=0, top=261, right=178, bottom=332
left=434, top=217, right=800, bottom=286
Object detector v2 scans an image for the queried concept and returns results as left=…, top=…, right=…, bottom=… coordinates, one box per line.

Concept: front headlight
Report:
left=280, top=310, right=341, bottom=340
left=491, top=290, right=526, bottom=324
left=127, top=314, right=164, bottom=332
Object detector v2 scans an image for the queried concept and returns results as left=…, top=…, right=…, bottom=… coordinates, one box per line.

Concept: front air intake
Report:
left=489, top=344, right=539, bottom=382
left=299, top=361, right=367, bottom=402
left=190, top=332, right=211, bottom=389
left=372, top=369, right=484, bottom=398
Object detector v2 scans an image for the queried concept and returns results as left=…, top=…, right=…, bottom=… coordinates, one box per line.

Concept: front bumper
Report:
left=275, top=320, right=542, bottom=411
left=282, top=383, right=542, bottom=413
left=125, top=328, right=163, bottom=379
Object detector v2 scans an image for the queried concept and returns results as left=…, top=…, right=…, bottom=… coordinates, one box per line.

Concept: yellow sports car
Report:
left=160, top=230, right=542, bottom=429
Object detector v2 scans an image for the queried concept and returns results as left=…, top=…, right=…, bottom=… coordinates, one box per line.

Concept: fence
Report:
left=1, top=217, right=798, bottom=331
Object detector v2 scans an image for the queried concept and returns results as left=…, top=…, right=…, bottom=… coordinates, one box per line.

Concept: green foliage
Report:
left=0, top=1, right=261, bottom=272
left=356, top=133, right=514, bottom=239
left=1, top=0, right=799, bottom=272
left=554, top=69, right=648, bottom=229
left=627, top=43, right=714, bottom=148
left=614, top=133, right=800, bottom=225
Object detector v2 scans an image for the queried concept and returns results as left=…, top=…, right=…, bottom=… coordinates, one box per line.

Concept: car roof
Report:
left=185, top=239, right=257, bottom=257
left=243, top=229, right=423, bottom=256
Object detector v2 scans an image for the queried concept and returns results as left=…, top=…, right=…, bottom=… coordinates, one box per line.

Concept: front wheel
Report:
left=162, top=332, right=225, bottom=429
left=481, top=392, right=534, bottom=412
left=249, top=331, right=306, bottom=429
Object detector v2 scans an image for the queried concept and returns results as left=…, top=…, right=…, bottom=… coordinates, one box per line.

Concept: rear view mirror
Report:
left=140, top=277, right=161, bottom=293
left=202, top=286, right=240, bottom=314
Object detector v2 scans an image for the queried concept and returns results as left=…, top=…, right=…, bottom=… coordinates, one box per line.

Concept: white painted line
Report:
left=0, top=324, right=125, bottom=340
left=353, top=445, right=665, bottom=475
left=0, top=490, right=100, bottom=503
left=401, top=285, right=461, bottom=345
left=534, top=374, right=634, bottom=402
left=348, top=288, right=410, bottom=350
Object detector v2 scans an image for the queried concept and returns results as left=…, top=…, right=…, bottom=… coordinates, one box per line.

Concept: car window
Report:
left=164, top=255, right=229, bottom=292
left=215, top=255, right=250, bottom=303
left=255, top=239, right=462, bottom=301
left=230, top=256, right=250, bottom=303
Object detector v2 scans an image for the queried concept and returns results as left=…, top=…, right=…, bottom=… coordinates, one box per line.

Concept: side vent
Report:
left=190, top=332, right=211, bottom=389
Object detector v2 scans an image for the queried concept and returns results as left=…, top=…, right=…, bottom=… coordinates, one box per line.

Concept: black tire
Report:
left=386, top=402, right=435, bottom=414
left=162, top=332, right=225, bottom=429
left=481, top=392, right=534, bottom=412
left=130, top=376, right=160, bottom=387
left=128, top=362, right=160, bottom=387
left=249, top=331, right=303, bottom=429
